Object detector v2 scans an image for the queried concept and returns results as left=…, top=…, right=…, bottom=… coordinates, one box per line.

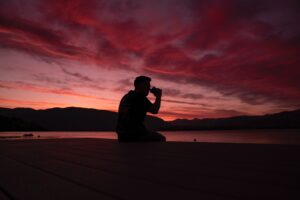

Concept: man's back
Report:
left=116, top=90, right=152, bottom=139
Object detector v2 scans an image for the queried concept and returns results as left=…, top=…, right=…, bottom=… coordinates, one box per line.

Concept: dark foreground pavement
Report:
left=0, top=138, right=299, bottom=200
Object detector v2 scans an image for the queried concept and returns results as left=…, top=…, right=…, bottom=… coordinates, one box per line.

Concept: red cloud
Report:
left=141, top=0, right=300, bottom=106
left=1, top=0, right=300, bottom=114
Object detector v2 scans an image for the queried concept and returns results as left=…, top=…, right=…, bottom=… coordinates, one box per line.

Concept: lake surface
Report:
left=1, top=129, right=300, bottom=144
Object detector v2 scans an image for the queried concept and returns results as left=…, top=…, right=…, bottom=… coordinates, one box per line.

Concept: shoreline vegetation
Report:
left=0, top=107, right=300, bottom=131
left=0, top=133, right=36, bottom=139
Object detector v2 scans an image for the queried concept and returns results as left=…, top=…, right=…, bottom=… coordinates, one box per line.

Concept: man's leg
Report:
left=140, top=131, right=166, bottom=142
left=118, top=134, right=141, bottom=142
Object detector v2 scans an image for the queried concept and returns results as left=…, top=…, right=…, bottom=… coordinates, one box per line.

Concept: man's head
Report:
left=134, top=76, right=151, bottom=96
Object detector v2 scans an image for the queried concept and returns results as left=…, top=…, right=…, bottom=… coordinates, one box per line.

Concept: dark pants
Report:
left=118, top=131, right=166, bottom=142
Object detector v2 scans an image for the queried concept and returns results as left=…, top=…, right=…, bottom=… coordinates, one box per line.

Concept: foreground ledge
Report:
left=0, top=138, right=299, bottom=200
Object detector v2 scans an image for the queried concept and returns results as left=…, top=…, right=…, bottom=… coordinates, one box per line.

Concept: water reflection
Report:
left=1, top=130, right=300, bottom=144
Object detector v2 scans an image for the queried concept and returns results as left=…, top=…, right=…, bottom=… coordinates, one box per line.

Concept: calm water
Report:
left=1, top=129, right=300, bottom=144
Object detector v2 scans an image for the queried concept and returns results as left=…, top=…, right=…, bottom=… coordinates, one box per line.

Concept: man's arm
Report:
left=148, top=88, right=162, bottom=114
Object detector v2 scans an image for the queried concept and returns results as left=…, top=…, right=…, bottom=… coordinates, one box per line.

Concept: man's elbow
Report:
left=149, top=107, right=159, bottom=114
left=150, top=110, right=159, bottom=114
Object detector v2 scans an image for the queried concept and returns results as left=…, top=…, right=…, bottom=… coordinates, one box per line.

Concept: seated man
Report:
left=116, top=76, right=166, bottom=142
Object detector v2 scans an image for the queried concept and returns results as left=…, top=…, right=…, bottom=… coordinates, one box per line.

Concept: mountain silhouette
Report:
left=0, top=114, right=46, bottom=131
left=0, top=107, right=299, bottom=131
left=165, top=109, right=300, bottom=130
left=0, top=107, right=166, bottom=131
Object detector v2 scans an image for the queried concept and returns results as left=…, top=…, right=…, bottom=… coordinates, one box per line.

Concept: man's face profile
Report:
left=136, top=81, right=151, bottom=96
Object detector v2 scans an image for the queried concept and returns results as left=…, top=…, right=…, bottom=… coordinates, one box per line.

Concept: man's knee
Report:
left=147, top=131, right=166, bottom=142
left=157, top=133, right=166, bottom=142
left=117, top=132, right=166, bottom=142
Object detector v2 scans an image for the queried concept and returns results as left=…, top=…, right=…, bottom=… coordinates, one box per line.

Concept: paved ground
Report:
left=0, top=138, right=299, bottom=199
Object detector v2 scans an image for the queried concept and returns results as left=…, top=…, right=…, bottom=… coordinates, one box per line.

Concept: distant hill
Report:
left=0, top=107, right=299, bottom=131
left=165, top=109, right=300, bottom=130
left=0, top=115, right=46, bottom=131
left=0, top=107, right=166, bottom=131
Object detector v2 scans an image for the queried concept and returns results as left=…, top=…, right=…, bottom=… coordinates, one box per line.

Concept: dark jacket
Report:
left=116, top=90, right=152, bottom=138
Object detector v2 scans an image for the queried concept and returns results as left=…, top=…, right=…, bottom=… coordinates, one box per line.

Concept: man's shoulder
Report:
left=123, top=90, right=134, bottom=98
left=121, top=91, right=135, bottom=103
left=121, top=90, right=150, bottom=104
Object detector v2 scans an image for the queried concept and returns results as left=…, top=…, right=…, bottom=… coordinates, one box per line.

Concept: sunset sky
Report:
left=0, top=0, right=300, bottom=121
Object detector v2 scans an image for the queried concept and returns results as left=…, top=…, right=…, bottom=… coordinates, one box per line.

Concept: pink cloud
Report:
left=1, top=0, right=300, bottom=119
left=0, top=80, right=112, bottom=101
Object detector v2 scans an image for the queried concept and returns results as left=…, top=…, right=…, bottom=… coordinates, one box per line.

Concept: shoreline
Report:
left=1, top=129, right=300, bottom=145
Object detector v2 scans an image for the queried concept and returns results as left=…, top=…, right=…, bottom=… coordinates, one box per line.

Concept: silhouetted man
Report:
left=116, top=76, right=166, bottom=142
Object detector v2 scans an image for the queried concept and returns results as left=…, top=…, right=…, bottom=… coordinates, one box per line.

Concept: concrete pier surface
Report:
left=0, top=138, right=299, bottom=200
